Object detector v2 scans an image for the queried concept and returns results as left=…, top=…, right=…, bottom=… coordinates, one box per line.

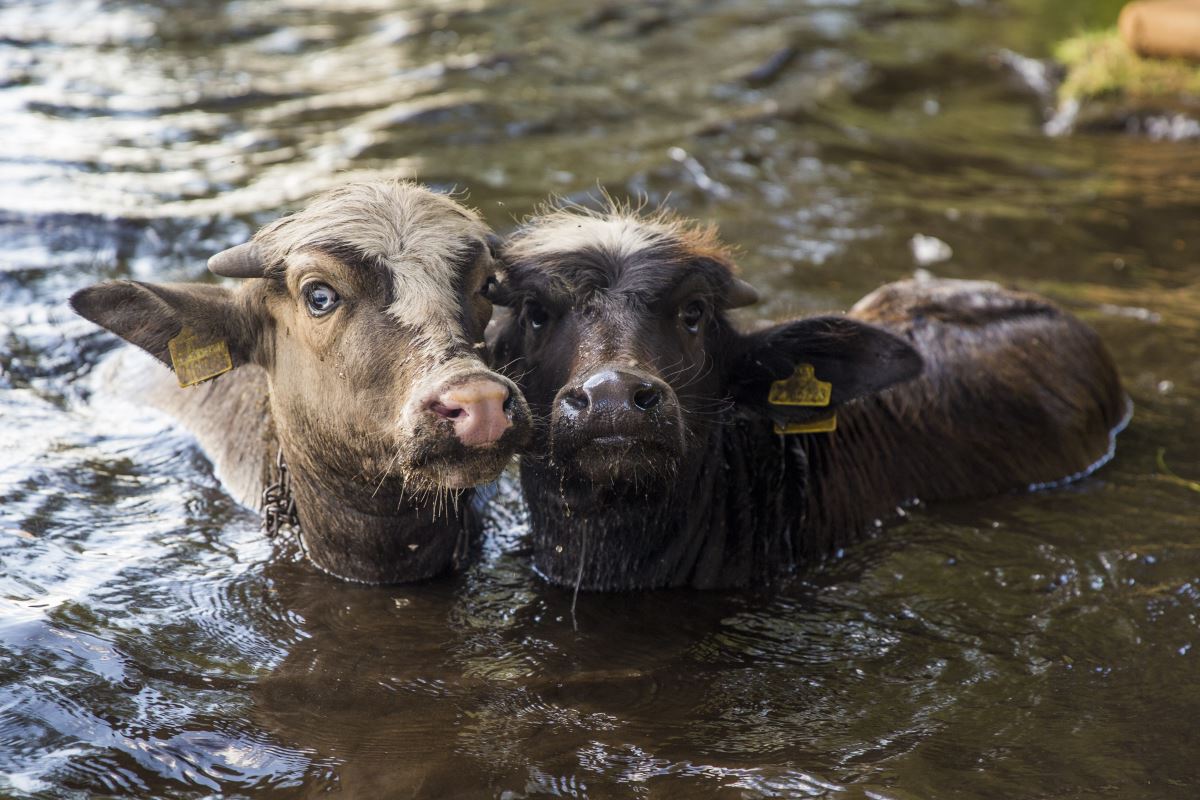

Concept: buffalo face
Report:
left=492, top=247, right=754, bottom=489
left=72, top=180, right=532, bottom=498
left=489, top=205, right=922, bottom=500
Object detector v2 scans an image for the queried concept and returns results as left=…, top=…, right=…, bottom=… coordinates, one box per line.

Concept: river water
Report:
left=1, top=0, right=1198, bottom=797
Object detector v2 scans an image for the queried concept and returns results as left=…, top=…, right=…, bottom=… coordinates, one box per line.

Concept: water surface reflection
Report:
left=2, top=0, right=1199, bottom=796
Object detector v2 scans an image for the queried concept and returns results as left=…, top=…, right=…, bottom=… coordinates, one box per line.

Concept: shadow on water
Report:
left=2, top=0, right=1199, bottom=797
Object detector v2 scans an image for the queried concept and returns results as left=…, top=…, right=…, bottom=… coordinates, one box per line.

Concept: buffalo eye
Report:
left=525, top=300, right=549, bottom=330
left=680, top=300, right=705, bottom=333
left=480, top=275, right=499, bottom=301
left=304, top=282, right=341, bottom=317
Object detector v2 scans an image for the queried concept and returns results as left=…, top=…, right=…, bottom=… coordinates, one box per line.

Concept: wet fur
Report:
left=493, top=203, right=1128, bottom=590
left=72, top=180, right=526, bottom=584
left=802, top=278, right=1129, bottom=550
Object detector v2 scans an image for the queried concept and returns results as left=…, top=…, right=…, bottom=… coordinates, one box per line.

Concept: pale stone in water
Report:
left=909, top=234, right=952, bottom=266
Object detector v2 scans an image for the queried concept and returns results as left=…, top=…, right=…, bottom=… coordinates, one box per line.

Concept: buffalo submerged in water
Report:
left=68, top=184, right=1129, bottom=592
left=71, top=179, right=531, bottom=584
left=488, top=201, right=1130, bottom=590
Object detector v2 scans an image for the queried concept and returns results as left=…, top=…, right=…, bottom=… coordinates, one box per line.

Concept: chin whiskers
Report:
left=371, top=448, right=405, bottom=498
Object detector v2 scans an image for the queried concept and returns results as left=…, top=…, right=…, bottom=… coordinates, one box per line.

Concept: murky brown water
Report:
left=2, top=0, right=1198, bottom=797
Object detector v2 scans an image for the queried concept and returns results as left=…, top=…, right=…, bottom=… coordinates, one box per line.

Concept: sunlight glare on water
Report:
left=1, top=0, right=1198, bottom=796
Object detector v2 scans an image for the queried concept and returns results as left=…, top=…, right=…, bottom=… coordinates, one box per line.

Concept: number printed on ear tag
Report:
left=168, top=327, right=233, bottom=387
left=768, top=363, right=832, bottom=407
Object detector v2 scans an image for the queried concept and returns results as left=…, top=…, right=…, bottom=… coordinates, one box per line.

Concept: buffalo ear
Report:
left=729, top=315, right=922, bottom=421
left=70, top=280, right=259, bottom=372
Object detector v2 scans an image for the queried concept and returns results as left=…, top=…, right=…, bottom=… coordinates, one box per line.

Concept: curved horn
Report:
left=208, top=242, right=265, bottom=279
left=724, top=277, right=760, bottom=308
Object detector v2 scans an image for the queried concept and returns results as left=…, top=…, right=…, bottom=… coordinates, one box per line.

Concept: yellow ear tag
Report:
left=774, top=413, right=837, bottom=435
left=768, top=363, right=832, bottom=407
left=167, top=327, right=233, bottom=388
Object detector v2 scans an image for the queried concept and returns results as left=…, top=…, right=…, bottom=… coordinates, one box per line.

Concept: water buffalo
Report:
left=71, top=179, right=531, bottom=583
left=489, top=203, right=1129, bottom=590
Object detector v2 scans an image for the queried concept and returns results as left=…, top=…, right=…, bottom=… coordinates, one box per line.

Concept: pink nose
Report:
left=426, top=378, right=513, bottom=447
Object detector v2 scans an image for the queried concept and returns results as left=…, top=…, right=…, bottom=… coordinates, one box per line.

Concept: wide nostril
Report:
left=426, top=378, right=513, bottom=447
left=429, top=400, right=465, bottom=420
left=632, top=384, right=661, bottom=412
left=562, top=388, right=588, bottom=411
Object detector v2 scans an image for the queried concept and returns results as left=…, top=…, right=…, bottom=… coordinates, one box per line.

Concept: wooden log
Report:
left=1119, top=0, right=1200, bottom=62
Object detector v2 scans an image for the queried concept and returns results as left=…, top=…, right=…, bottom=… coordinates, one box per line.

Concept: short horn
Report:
left=485, top=232, right=504, bottom=261
left=724, top=277, right=760, bottom=308
left=208, top=242, right=265, bottom=279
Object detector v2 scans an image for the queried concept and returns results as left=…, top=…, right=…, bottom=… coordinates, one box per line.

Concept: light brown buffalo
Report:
left=72, top=179, right=530, bottom=583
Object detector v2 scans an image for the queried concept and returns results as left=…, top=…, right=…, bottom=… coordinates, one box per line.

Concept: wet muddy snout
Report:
left=554, top=368, right=679, bottom=444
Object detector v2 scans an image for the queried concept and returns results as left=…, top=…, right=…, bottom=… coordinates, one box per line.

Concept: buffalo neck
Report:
left=522, top=417, right=805, bottom=590
left=277, top=441, right=473, bottom=584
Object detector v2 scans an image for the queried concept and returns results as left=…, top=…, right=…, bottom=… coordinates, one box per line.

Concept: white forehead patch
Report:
left=504, top=200, right=731, bottom=274
left=506, top=214, right=673, bottom=263
left=253, top=179, right=490, bottom=346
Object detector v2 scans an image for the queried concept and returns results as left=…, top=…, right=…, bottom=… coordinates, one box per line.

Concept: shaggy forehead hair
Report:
left=252, top=179, right=490, bottom=339
left=504, top=197, right=735, bottom=272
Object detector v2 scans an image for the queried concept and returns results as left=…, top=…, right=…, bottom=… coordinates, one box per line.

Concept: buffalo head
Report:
left=489, top=201, right=921, bottom=501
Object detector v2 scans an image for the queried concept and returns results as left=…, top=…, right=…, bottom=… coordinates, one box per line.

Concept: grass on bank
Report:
left=1055, top=28, right=1200, bottom=106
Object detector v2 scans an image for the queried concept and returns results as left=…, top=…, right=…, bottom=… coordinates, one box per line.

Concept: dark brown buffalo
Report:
left=72, top=179, right=530, bottom=583
left=489, top=204, right=1128, bottom=590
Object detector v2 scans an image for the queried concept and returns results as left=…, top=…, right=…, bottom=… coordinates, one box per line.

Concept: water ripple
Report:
left=2, top=0, right=1199, bottom=796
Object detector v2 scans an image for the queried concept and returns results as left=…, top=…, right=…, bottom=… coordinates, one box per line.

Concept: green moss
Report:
left=1055, top=29, right=1200, bottom=106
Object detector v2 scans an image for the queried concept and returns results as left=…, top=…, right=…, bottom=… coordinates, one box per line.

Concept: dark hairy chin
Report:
left=553, top=438, right=681, bottom=488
